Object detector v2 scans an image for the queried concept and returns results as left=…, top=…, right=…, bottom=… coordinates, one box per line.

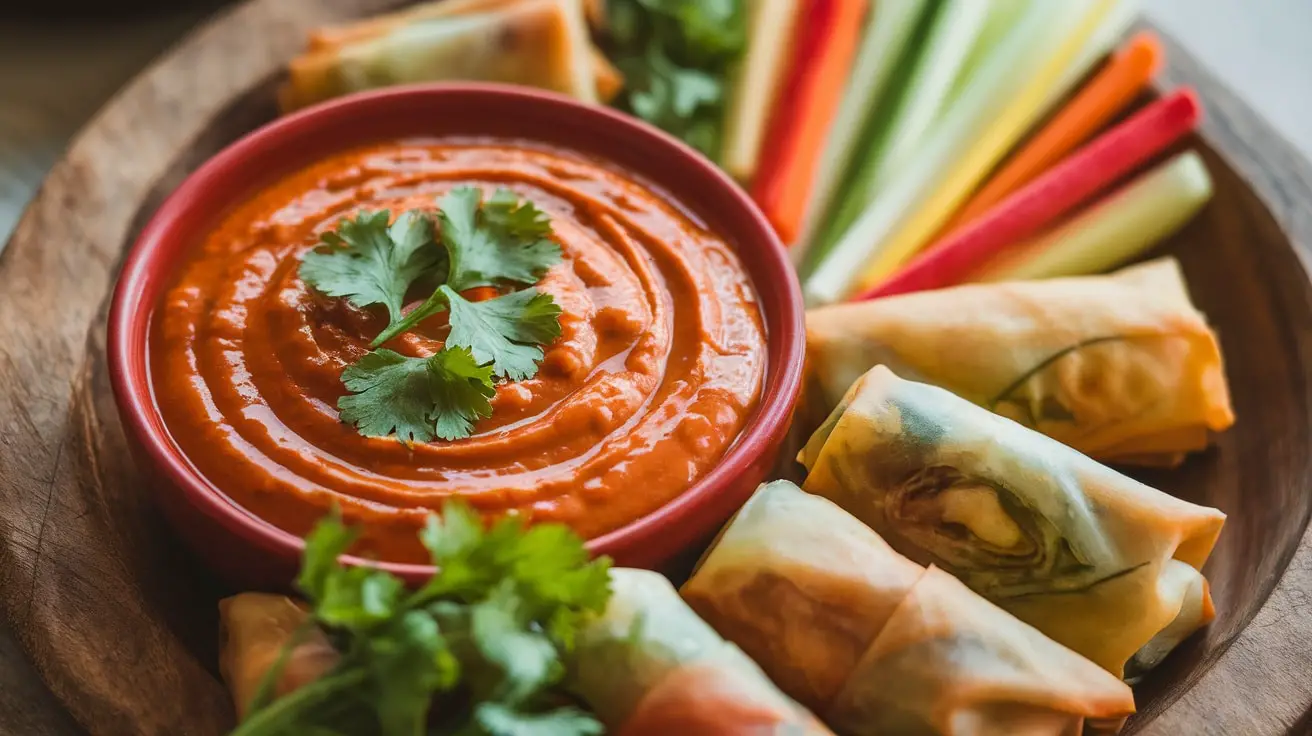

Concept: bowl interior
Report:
left=110, top=84, right=804, bottom=579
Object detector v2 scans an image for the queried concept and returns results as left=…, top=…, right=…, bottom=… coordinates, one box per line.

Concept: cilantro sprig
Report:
left=299, top=188, right=564, bottom=442
left=232, top=503, right=612, bottom=736
left=607, top=0, right=746, bottom=158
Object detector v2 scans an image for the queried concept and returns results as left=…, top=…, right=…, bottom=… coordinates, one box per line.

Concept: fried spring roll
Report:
left=803, top=258, right=1233, bottom=467
left=218, top=593, right=339, bottom=719
left=280, top=0, right=604, bottom=112
left=800, top=366, right=1226, bottom=677
left=571, top=568, right=833, bottom=735
left=682, top=481, right=1135, bottom=734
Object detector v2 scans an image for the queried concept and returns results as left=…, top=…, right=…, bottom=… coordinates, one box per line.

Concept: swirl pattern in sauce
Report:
left=151, top=139, right=766, bottom=562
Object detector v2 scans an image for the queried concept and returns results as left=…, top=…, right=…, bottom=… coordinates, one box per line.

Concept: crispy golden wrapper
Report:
left=217, top=593, right=339, bottom=719
left=683, top=481, right=1135, bottom=735
left=571, top=568, right=833, bottom=735
left=800, top=367, right=1225, bottom=677
left=281, top=0, right=612, bottom=112
left=804, top=258, right=1234, bottom=467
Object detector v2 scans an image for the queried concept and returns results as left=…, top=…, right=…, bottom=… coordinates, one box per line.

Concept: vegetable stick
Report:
left=750, top=0, right=870, bottom=244
left=921, top=0, right=1139, bottom=238
left=721, top=0, right=804, bottom=181
left=846, top=0, right=1118, bottom=295
left=946, top=0, right=1033, bottom=90
left=791, top=0, right=930, bottom=266
left=866, top=0, right=993, bottom=185
left=817, top=0, right=992, bottom=256
left=945, top=31, right=1163, bottom=232
left=973, top=150, right=1213, bottom=282
left=1043, top=0, right=1143, bottom=110
left=857, top=89, right=1200, bottom=300
left=802, top=0, right=1108, bottom=306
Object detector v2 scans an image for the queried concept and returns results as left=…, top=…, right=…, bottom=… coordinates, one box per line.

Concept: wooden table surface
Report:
left=2, top=4, right=1312, bottom=735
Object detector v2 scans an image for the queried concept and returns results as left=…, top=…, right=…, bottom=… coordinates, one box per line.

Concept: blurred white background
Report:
left=0, top=0, right=1309, bottom=244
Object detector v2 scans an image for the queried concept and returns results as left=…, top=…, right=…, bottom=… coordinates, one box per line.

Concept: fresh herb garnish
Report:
left=299, top=210, right=444, bottom=335
left=442, top=287, right=563, bottom=381
left=299, top=188, right=564, bottom=442
left=606, top=0, right=746, bottom=158
left=233, top=503, right=612, bottom=736
left=337, top=347, right=496, bottom=444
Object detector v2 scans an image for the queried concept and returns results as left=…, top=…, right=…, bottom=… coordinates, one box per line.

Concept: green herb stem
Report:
left=243, top=619, right=317, bottom=717
left=370, top=290, right=448, bottom=348
left=231, top=668, right=369, bottom=736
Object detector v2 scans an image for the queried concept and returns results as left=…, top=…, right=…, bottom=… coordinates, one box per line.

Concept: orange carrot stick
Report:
left=943, top=31, right=1163, bottom=232
left=750, top=0, right=868, bottom=244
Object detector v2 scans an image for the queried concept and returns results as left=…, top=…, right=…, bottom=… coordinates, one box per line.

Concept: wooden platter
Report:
left=2, top=2, right=1312, bottom=734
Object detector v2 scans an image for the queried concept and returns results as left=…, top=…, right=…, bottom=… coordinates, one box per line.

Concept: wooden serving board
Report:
left=3, top=2, right=1312, bottom=734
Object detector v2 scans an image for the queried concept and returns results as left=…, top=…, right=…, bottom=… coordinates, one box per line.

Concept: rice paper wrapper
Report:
left=682, top=480, right=924, bottom=708
left=803, top=258, right=1233, bottom=466
left=801, top=366, right=1225, bottom=676
left=830, top=567, right=1133, bottom=736
left=682, top=481, right=1134, bottom=733
left=282, top=0, right=599, bottom=110
left=570, top=568, right=830, bottom=734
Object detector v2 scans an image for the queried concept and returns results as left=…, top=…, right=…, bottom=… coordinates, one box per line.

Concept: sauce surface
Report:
left=151, top=138, right=766, bottom=562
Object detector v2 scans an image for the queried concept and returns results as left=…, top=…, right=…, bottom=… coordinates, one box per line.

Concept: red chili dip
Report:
left=151, top=138, right=766, bottom=563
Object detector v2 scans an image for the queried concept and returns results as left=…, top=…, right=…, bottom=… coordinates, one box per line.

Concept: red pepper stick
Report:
left=943, top=31, right=1165, bottom=232
left=854, top=88, right=1201, bottom=300
left=750, top=0, right=868, bottom=244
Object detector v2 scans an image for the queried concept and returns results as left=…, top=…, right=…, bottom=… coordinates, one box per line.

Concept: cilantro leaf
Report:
left=316, top=565, right=404, bottom=631
left=439, top=187, right=562, bottom=291
left=484, top=189, right=553, bottom=239
left=428, top=347, right=498, bottom=441
left=299, top=210, right=441, bottom=329
left=475, top=703, right=604, bottom=736
left=236, top=504, right=613, bottom=736
left=607, top=0, right=746, bottom=158
left=308, top=190, right=565, bottom=444
left=419, top=501, right=486, bottom=572
left=442, top=286, right=563, bottom=380
left=368, top=188, right=562, bottom=348
left=367, top=610, right=458, bottom=735
left=338, top=350, right=441, bottom=443
left=471, top=583, right=559, bottom=703
left=295, top=506, right=406, bottom=633
left=337, top=348, right=494, bottom=443
left=297, top=508, right=357, bottom=603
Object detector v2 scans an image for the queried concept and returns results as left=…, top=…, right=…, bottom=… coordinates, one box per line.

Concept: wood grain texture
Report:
left=0, top=6, right=1310, bottom=736
left=1131, top=26, right=1312, bottom=735
left=0, top=2, right=402, bottom=734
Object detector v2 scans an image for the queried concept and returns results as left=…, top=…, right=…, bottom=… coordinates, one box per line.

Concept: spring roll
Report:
left=570, top=568, right=833, bottom=735
left=218, top=594, right=340, bottom=719
left=304, top=0, right=623, bottom=100
left=682, top=481, right=1135, bottom=734
left=800, top=366, right=1226, bottom=677
left=803, top=258, right=1234, bottom=467
left=280, top=0, right=602, bottom=111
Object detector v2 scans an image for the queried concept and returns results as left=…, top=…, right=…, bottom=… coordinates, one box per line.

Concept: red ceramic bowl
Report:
left=108, top=83, right=804, bottom=589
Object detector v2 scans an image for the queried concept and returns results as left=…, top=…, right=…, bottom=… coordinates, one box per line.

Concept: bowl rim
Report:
left=107, top=82, right=805, bottom=580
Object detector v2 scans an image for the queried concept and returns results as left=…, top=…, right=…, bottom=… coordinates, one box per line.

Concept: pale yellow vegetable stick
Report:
left=791, top=0, right=929, bottom=265
left=1044, top=0, right=1142, bottom=112
left=802, top=0, right=1100, bottom=306
left=976, top=150, right=1213, bottom=282
left=851, top=0, right=1118, bottom=292
left=864, top=0, right=992, bottom=195
left=721, top=0, right=804, bottom=180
